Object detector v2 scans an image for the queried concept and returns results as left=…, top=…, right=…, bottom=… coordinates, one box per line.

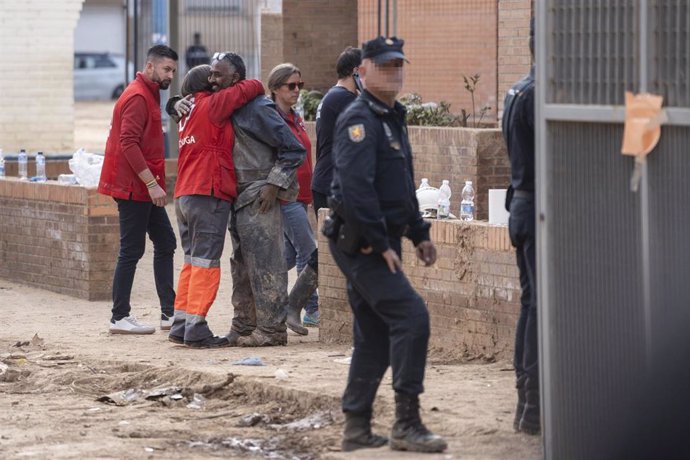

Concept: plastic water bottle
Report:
left=18, top=149, right=28, bottom=180
left=295, top=93, right=305, bottom=119
left=417, top=177, right=431, bottom=191
left=437, top=180, right=451, bottom=219
left=35, top=151, right=47, bottom=182
left=0, top=149, right=5, bottom=178
left=460, top=180, right=475, bottom=221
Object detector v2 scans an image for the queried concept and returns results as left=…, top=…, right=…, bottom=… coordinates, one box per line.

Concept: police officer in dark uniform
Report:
left=502, top=18, right=539, bottom=435
left=325, top=36, right=447, bottom=454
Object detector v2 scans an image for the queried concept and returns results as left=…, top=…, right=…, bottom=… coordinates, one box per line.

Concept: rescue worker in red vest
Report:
left=168, top=65, right=265, bottom=348
left=99, top=45, right=178, bottom=335
left=168, top=52, right=306, bottom=347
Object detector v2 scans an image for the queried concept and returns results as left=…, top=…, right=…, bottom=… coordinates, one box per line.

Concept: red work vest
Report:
left=175, top=91, right=237, bottom=201
left=281, top=109, right=313, bottom=204
left=98, top=73, right=165, bottom=201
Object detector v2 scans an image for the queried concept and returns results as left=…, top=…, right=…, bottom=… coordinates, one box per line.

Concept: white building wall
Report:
left=0, top=0, right=85, bottom=153
left=75, top=1, right=126, bottom=55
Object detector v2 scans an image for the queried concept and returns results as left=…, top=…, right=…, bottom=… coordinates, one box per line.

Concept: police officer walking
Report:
left=502, top=18, right=539, bottom=435
left=326, top=36, right=447, bottom=453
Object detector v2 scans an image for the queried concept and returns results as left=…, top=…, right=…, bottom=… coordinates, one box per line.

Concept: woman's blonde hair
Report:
left=267, top=63, right=301, bottom=100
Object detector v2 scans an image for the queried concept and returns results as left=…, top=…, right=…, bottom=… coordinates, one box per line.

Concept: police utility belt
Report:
left=321, top=198, right=363, bottom=254
left=322, top=198, right=406, bottom=254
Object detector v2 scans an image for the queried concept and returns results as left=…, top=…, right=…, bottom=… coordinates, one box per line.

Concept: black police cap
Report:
left=361, top=36, right=409, bottom=64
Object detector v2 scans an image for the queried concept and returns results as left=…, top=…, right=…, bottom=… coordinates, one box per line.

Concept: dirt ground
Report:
left=0, top=103, right=542, bottom=459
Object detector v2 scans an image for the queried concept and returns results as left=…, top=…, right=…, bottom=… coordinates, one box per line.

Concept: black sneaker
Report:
left=168, top=334, right=184, bottom=344
left=185, top=336, right=230, bottom=349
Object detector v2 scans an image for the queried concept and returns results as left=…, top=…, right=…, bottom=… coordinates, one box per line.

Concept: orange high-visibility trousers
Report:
left=172, top=196, right=231, bottom=342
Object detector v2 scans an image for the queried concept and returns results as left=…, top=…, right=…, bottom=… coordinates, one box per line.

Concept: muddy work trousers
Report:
left=171, top=195, right=231, bottom=342
left=229, top=200, right=288, bottom=336
left=328, top=237, right=431, bottom=414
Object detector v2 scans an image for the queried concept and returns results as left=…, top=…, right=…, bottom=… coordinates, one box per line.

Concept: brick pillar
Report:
left=497, top=0, right=533, bottom=119
left=0, top=0, right=85, bottom=154
left=281, top=0, right=358, bottom=93
left=261, top=12, right=284, bottom=85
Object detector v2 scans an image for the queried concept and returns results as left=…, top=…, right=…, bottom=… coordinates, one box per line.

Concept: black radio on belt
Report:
left=323, top=199, right=366, bottom=254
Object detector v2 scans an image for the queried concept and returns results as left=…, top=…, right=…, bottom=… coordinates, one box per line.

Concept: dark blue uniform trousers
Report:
left=509, top=196, right=538, bottom=391
left=328, top=237, right=430, bottom=414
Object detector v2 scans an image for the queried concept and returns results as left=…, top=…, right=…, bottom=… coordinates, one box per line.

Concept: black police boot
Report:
left=341, top=411, right=388, bottom=452
left=518, top=387, right=541, bottom=435
left=286, top=265, right=317, bottom=336
left=514, top=375, right=527, bottom=432
left=390, top=393, right=447, bottom=453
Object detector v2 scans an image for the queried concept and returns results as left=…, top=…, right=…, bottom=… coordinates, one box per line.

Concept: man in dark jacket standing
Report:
left=311, top=46, right=362, bottom=216
left=99, top=45, right=178, bottom=335
left=326, top=37, right=446, bottom=453
left=502, top=18, right=539, bottom=435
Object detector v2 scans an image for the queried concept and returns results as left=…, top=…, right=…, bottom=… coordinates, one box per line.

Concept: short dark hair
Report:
left=214, top=52, right=247, bottom=81
left=336, top=47, right=362, bottom=79
left=147, top=44, right=179, bottom=62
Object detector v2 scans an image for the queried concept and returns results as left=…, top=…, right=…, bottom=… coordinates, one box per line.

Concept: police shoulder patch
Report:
left=348, top=124, right=366, bottom=143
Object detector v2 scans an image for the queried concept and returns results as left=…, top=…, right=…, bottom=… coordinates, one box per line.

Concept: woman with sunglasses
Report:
left=168, top=64, right=265, bottom=348
left=267, top=63, right=320, bottom=333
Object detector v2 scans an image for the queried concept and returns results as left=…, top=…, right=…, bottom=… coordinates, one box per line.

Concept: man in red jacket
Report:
left=99, top=45, right=179, bottom=335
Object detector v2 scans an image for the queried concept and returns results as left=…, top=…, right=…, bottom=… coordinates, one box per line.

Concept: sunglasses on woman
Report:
left=282, top=81, right=305, bottom=91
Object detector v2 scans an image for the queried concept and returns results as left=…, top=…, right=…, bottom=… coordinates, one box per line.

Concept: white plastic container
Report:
left=488, top=189, right=510, bottom=225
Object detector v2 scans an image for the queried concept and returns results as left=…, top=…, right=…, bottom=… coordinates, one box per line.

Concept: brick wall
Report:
left=282, top=0, right=359, bottom=93
left=0, top=179, right=118, bottom=300
left=304, top=122, right=510, bottom=220
left=0, top=0, right=85, bottom=153
left=318, top=215, right=520, bottom=361
left=3, top=158, right=72, bottom=180
left=497, top=0, right=533, bottom=117
left=358, top=0, right=498, bottom=125
left=261, top=12, right=284, bottom=85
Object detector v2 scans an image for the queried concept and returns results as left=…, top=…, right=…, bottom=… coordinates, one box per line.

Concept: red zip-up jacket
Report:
left=175, top=80, right=265, bottom=201
left=279, top=109, right=313, bottom=204
left=99, top=72, right=165, bottom=201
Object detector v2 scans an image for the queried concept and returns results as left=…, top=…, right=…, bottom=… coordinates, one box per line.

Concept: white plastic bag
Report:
left=68, top=148, right=104, bottom=187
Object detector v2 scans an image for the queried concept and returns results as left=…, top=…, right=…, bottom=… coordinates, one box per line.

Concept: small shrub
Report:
left=299, top=89, right=324, bottom=121
left=399, top=93, right=461, bottom=127
left=461, top=73, right=491, bottom=128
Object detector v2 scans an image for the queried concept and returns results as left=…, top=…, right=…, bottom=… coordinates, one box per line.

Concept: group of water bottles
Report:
left=0, top=149, right=47, bottom=182
left=418, top=177, right=475, bottom=221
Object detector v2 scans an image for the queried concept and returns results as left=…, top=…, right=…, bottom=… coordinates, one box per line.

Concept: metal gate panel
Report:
left=538, top=0, right=690, bottom=458
left=544, top=121, right=646, bottom=459
left=549, top=0, right=638, bottom=106
left=647, top=126, right=690, bottom=323
left=649, top=1, right=690, bottom=107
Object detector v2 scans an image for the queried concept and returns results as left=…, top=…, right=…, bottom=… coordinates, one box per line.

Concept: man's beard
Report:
left=159, top=80, right=171, bottom=90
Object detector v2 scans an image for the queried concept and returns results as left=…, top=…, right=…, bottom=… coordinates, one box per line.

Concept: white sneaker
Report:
left=109, top=316, right=155, bottom=335
left=160, top=314, right=173, bottom=331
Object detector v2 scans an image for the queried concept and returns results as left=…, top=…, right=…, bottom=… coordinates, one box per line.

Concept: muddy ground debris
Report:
left=0, top=342, right=342, bottom=459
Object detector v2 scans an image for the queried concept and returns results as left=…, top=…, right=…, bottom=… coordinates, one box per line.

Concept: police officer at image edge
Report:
left=501, top=17, right=540, bottom=436
left=324, top=36, right=447, bottom=453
